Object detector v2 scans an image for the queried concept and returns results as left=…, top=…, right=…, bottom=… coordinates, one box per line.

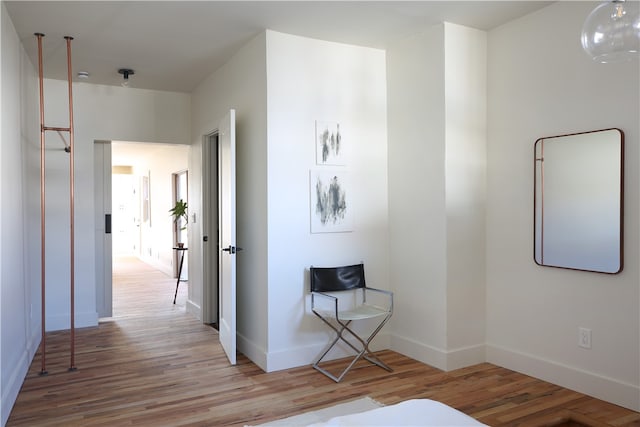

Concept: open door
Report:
left=218, top=109, right=237, bottom=365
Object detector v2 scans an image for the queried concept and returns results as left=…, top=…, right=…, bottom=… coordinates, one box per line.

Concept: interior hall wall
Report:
left=1, top=4, right=38, bottom=424
left=486, top=1, right=639, bottom=410
left=124, top=144, right=190, bottom=276
left=38, top=79, right=190, bottom=332
left=189, top=32, right=269, bottom=368
left=264, top=30, right=389, bottom=371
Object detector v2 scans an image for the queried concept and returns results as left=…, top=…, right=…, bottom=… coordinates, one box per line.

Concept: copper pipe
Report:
left=43, top=126, right=71, bottom=132
left=540, top=141, right=544, bottom=264
left=35, top=33, right=48, bottom=376
left=55, top=131, right=71, bottom=152
left=65, top=36, right=77, bottom=371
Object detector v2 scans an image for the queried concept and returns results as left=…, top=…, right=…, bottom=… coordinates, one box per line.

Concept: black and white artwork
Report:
left=310, top=170, right=353, bottom=233
left=316, top=121, right=345, bottom=165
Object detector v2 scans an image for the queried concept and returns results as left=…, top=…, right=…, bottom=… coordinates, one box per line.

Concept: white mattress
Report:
left=305, top=398, right=488, bottom=427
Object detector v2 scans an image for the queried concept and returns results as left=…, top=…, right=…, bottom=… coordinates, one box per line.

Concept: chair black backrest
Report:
left=310, top=264, right=365, bottom=292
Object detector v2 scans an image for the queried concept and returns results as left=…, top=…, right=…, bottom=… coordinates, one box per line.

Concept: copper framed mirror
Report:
left=534, top=128, right=624, bottom=274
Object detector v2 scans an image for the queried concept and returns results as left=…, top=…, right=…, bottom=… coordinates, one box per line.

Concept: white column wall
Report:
left=444, top=23, right=487, bottom=368
left=387, top=25, right=449, bottom=367
left=265, top=31, right=389, bottom=371
left=387, top=23, right=488, bottom=370
left=486, top=2, right=639, bottom=410
left=190, top=32, right=268, bottom=368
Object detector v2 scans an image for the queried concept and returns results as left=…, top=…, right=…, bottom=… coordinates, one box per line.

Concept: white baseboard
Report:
left=390, top=333, right=448, bottom=370
left=1, top=349, right=30, bottom=426
left=185, top=299, right=201, bottom=320
left=139, top=255, right=172, bottom=277
left=263, top=332, right=391, bottom=373
left=487, top=343, right=640, bottom=412
left=237, top=331, right=267, bottom=371
left=390, top=333, right=485, bottom=371
left=446, top=344, right=486, bottom=370
left=46, top=310, right=99, bottom=331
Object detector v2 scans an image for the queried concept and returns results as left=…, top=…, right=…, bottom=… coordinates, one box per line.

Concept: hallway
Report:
left=112, top=256, right=188, bottom=318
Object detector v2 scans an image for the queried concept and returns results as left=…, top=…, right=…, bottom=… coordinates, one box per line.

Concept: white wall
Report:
left=190, top=32, right=268, bottom=366
left=386, top=23, right=487, bottom=371
left=444, top=23, right=487, bottom=368
left=387, top=25, right=448, bottom=365
left=41, top=80, right=190, bottom=331
left=190, top=30, right=389, bottom=372
left=113, top=144, right=190, bottom=276
left=1, top=4, right=39, bottom=424
left=264, top=31, right=389, bottom=371
left=486, top=2, right=639, bottom=411
left=1, top=7, right=3, bottom=422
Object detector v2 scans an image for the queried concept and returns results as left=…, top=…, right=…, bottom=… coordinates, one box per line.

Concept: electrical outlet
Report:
left=578, top=327, right=592, bottom=349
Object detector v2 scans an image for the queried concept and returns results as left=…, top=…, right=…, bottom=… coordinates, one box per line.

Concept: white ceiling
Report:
left=5, top=1, right=553, bottom=93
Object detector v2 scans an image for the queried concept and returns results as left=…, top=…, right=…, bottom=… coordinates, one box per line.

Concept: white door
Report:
left=218, top=109, right=237, bottom=365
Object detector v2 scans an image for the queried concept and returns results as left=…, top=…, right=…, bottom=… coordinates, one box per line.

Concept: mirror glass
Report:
left=534, top=128, right=624, bottom=274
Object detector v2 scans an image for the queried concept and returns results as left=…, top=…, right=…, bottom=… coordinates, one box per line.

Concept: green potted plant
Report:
left=169, top=199, right=188, bottom=247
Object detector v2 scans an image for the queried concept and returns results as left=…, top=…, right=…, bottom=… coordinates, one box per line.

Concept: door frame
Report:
left=94, top=140, right=113, bottom=318
left=201, top=132, right=219, bottom=325
left=95, top=140, right=192, bottom=318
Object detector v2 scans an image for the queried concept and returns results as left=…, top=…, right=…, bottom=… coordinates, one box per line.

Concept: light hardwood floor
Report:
left=7, top=257, right=640, bottom=426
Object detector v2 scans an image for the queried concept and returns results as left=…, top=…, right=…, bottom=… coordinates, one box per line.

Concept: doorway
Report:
left=112, top=168, right=140, bottom=256
left=201, top=109, right=237, bottom=365
left=94, top=140, right=190, bottom=319
left=202, top=132, right=219, bottom=327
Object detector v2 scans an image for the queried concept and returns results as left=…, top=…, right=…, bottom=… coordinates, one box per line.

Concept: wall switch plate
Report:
left=579, top=327, right=592, bottom=349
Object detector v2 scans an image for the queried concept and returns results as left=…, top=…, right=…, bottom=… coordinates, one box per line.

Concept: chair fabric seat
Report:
left=318, top=303, right=389, bottom=321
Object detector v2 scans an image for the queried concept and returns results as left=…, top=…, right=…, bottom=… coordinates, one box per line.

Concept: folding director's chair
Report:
left=310, top=263, right=393, bottom=382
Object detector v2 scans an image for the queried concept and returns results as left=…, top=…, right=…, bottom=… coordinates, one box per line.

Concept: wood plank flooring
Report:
left=7, top=257, right=640, bottom=426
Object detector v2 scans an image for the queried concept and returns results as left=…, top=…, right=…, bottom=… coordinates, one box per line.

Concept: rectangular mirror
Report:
left=534, top=128, right=624, bottom=274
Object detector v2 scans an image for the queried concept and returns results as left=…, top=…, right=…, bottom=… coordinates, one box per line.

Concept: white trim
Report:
left=265, top=332, right=391, bottom=373
left=237, top=331, right=267, bottom=371
left=1, top=349, right=29, bottom=426
left=390, top=334, right=448, bottom=371
left=445, top=344, right=486, bottom=371
left=390, top=334, right=485, bottom=371
left=139, top=254, right=172, bottom=277
left=46, top=311, right=99, bottom=332
left=487, top=343, right=640, bottom=411
left=186, top=299, right=201, bottom=320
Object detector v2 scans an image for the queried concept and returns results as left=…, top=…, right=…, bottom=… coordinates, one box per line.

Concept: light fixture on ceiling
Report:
left=118, top=68, right=135, bottom=87
left=77, top=71, right=89, bottom=80
left=581, top=0, right=640, bottom=63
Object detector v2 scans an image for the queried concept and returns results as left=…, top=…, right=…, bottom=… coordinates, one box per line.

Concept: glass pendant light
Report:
left=581, top=0, right=640, bottom=63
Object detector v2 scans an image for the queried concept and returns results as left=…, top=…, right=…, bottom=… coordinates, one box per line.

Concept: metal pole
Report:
left=540, top=141, right=545, bottom=264
left=65, top=36, right=77, bottom=372
left=35, top=32, right=48, bottom=376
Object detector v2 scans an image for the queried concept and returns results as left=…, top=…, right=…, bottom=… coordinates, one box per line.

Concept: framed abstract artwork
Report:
left=316, top=121, right=345, bottom=165
left=310, top=170, right=353, bottom=233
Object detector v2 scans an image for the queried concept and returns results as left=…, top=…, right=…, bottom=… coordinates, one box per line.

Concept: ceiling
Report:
left=5, top=1, right=553, bottom=93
